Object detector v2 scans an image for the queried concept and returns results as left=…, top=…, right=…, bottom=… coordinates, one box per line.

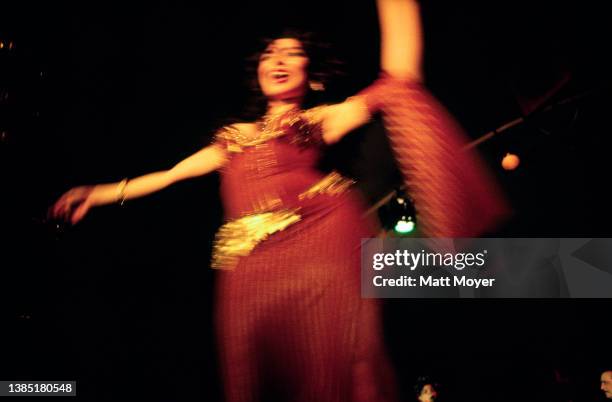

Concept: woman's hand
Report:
left=50, top=185, right=97, bottom=225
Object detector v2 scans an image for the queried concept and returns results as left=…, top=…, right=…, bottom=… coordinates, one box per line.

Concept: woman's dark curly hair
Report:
left=240, top=28, right=345, bottom=120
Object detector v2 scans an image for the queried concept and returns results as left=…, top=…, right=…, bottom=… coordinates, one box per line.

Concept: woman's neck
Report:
left=265, top=97, right=302, bottom=117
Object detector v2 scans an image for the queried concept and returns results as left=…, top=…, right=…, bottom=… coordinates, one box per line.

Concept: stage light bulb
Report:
left=394, top=216, right=415, bottom=234
left=502, top=153, right=520, bottom=170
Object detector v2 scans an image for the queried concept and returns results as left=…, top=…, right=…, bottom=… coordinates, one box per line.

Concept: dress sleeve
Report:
left=358, top=74, right=510, bottom=237
left=356, top=73, right=423, bottom=115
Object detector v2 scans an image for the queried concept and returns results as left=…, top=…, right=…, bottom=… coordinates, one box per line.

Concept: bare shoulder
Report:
left=326, top=96, right=368, bottom=115
left=315, top=97, right=371, bottom=144
left=301, top=104, right=331, bottom=124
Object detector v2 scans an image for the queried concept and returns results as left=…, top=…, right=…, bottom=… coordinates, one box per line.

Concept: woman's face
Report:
left=257, top=38, right=310, bottom=101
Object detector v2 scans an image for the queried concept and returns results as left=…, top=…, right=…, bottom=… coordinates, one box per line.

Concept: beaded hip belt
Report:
left=211, top=171, right=355, bottom=270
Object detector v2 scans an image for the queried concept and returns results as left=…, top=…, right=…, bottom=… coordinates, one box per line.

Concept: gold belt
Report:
left=211, top=171, right=355, bottom=270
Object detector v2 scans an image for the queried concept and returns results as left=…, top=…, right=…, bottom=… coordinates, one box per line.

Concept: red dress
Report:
left=211, top=76, right=508, bottom=402
left=212, top=109, right=397, bottom=402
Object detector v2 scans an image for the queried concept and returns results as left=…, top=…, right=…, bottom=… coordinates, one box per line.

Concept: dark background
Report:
left=2, top=1, right=611, bottom=401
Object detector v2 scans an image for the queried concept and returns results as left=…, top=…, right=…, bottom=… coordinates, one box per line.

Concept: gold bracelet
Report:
left=116, top=178, right=128, bottom=205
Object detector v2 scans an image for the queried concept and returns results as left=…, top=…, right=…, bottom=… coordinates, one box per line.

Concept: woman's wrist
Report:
left=115, top=178, right=128, bottom=205
left=88, top=181, right=124, bottom=207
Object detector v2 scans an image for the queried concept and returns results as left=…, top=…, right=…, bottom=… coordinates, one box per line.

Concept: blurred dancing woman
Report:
left=52, top=0, right=507, bottom=401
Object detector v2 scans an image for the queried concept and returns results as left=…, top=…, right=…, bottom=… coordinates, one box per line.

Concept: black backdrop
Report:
left=2, top=1, right=611, bottom=401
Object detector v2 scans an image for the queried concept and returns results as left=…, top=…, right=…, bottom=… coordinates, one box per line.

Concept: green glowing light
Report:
left=394, top=217, right=415, bottom=234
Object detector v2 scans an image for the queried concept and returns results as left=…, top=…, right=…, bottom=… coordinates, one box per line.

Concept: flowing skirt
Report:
left=215, top=191, right=397, bottom=402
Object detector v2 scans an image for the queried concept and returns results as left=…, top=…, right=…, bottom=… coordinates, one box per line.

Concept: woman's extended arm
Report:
left=114, top=143, right=228, bottom=203
left=52, top=143, right=227, bottom=224
left=321, top=0, right=423, bottom=144
left=322, top=0, right=508, bottom=236
left=377, top=0, right=423, bottom=81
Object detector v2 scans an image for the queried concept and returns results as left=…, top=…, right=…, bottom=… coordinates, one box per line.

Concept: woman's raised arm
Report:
left=377, top=0, right=423, bottom=81
left=320, top=0, right=423, bottom=144
left=322, top=0, right=508, bottom=236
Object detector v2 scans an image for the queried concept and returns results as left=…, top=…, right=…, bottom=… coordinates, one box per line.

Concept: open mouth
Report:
left=270, top=71, right=289, bottom=83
